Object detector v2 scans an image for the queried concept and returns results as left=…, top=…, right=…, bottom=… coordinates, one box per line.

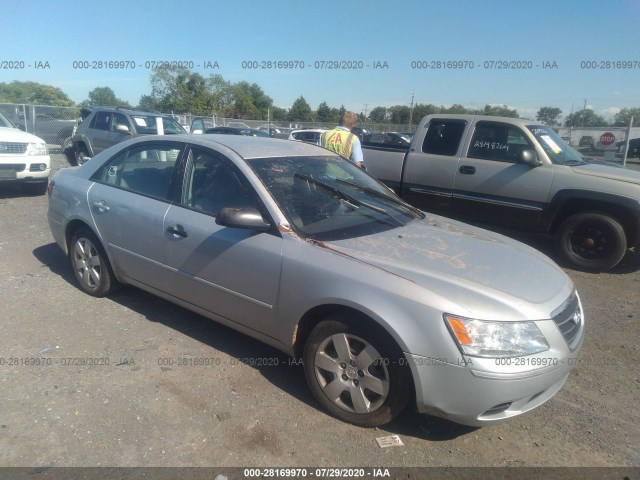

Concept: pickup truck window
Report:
left=468, top=122, right=533, bottom=163
left=422, top=120, right=466, bottom=156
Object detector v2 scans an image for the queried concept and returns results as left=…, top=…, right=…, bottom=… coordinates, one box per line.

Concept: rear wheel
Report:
left=556, top=212, right=627, bottom=272
left=302, top=315, right=411, bottom=427
left=69, top=227, right=119, bottom=296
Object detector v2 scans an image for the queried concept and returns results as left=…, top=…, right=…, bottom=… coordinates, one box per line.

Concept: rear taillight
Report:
left=47, top=180, right=55, bottom=198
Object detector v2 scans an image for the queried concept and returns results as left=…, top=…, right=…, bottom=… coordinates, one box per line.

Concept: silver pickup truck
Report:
left=364, top=114, right=640, bottom=271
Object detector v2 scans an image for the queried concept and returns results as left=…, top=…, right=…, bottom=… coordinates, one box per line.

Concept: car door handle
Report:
left=167, top=226, right=189, bottom=238
left=92, top=201, right=110, bottom=212
left=459, top=165, right=476, bottom=175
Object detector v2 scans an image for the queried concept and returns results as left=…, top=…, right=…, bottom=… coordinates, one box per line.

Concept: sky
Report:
left=2, top=0, right=640, bottom=121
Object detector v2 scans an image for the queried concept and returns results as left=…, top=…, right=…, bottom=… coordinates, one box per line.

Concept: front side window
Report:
left=112, top=113, right=130, bottom=132
left=468, top=122, right=533, bottom=163
left=91, top=143, right=183, bottom=199
left=422, top=120, right=466, bottom=156
left=183, top=148, right=258, bottom=216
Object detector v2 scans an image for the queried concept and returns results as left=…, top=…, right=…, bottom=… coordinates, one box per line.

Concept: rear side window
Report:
left=468, top=121, right=533, bottom=163
left=90, top=112, right=111, bottom=131
left=91, top=143, right=183, bottom=200
left=422, top=120, right=466, bottom=156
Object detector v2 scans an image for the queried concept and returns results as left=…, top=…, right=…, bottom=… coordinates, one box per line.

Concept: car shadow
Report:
left=0, top=183, right=40, bottom=198
left=33, top=241, right=481, bottom=440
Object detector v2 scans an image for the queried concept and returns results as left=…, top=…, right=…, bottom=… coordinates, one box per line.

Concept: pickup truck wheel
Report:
left=556, top=213, right=627, bottom=272
left=303, top=316, right=410, bottom=427
left=70, top=227, right=119, bottom=297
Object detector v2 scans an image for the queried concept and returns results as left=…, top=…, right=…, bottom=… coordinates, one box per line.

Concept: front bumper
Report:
left=0, top=154, right=51, bottom=183
left=409, top=294, right=584, bottom=427
left=408, top=353, right=573, bottom=426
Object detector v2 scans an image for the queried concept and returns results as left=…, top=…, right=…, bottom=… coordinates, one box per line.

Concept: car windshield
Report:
left=131, top=115, right=186, bottom=135
left=0, top=112, right=16, bottom=128
left=247, top=155, right=423, bottom=241
left=527, top=125, right=586, bottom=165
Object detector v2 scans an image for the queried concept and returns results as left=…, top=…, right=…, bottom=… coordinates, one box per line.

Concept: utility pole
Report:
left=408, top=93, right=415, bottom=131
left=363, top=104, right=369, bottom=120
left=581, top=99, right=587, bottom=127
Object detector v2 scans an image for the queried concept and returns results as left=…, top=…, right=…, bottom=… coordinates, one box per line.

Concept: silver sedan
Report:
left=47, top=134, right=584, bottom=427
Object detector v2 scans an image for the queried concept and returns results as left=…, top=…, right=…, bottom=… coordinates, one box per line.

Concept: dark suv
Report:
left=71, top=107, right=186, bottom=165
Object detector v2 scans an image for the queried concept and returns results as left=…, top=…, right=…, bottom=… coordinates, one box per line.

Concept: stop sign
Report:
left=600, top=132, right=615, bottom=145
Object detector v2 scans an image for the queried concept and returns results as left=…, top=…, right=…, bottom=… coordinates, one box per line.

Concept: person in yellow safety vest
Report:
left=319, top=111, right=364, bottom=168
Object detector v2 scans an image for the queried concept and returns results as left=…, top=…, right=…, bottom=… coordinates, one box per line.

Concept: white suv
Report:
left=0, top=112, right=50, bottom=195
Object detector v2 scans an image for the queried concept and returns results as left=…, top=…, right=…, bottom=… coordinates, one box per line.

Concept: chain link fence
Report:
left=0, top=103, right=80, bottom=148
left=3, top=103, right=637, bottom=166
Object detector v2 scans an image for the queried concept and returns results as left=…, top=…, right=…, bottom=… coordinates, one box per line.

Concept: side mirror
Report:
left=115, top=124, right=131, bottom=134
left=519, top=149, right=542, bottom=167
left=216, top=207, right=271, bottom=232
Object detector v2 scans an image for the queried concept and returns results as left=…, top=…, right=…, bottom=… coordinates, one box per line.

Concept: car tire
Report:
left=69, top=227, right=120, bottom=297
left=75, top=145, right=90, bottom=166
left=302, top=315, right=411, bottom=427
left=556, top=212, right=627, bottom=272
left=23, top=181, right=48, bottom=196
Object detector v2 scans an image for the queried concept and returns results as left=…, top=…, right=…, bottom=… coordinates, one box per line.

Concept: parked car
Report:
left=616, top=137, right=640, bottom=158
left=190, top=117, right=216, bottom=134
left=204, top=127, right=269, bottom=137
left=71, top=107, right=186, bottom=165
left=48, top=134, right=584, bottom=428
left=288, top=129, right=327, bottom=144
left=579, top=135, right=595, bottom=148
left=10, top=112, right=76, bottom=146
left=0, top=112, right=50, bottom=195
left=257, top=124, right=282, bottom=136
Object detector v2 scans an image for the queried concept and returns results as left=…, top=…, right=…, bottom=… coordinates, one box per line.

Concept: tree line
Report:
left=1, top=68, right=639, bottom=127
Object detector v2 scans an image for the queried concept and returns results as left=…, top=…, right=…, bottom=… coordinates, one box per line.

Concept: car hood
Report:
left=572, top=162, right=640, bottom=185
left=0, top=127, right=46, bottom=144
left=325, top=216, right=571, bottom=309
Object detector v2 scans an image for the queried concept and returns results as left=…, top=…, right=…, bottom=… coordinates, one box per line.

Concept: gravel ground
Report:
left=0, top=154, right=639, bottom=469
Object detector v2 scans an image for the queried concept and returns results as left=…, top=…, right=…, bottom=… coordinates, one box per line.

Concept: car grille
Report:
left=551, top=294, right=583, bottom=351
left=0, top=163, right=26, bottom=172
left=0, top=142, right=28, bottom=154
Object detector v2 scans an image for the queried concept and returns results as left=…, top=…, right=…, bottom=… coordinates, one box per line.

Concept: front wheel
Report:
left=556, top=212, right=627, bottom=272
left=302, top=316, right=411, bottom=427
left=69, top=227, right=119, bottom=296
left=74, top=145, right=90, bottom=166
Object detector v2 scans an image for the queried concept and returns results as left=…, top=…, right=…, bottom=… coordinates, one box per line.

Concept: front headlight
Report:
left=445, top=314, right=549, bottom=358
left=27, top=143, right=47, bottom=156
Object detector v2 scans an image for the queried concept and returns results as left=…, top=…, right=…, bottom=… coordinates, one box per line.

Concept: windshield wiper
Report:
left=294, top=173, right=403, bottom=226
left=335, top=178, right=425, bottom=218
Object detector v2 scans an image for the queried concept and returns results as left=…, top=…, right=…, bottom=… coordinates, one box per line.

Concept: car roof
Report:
left=85, top=106, right=172, bottom=117
left=138, top=134, right=336, bottom=159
